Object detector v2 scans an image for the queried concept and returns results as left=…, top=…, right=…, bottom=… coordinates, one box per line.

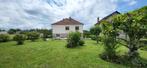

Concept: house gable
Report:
left=95, top=11, right=120, bottom=25
left=52, top=17, right=84, bottom=25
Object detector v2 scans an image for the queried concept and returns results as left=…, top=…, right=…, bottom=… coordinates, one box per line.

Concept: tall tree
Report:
left=113, top=13, right=147, bottom=62
left=90, top=25, right=101, bottom=43
left=83, top=30, right=91, bottom=38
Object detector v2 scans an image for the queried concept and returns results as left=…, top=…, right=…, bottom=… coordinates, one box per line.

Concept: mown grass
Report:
left=0, top=39, right=146, bottom=68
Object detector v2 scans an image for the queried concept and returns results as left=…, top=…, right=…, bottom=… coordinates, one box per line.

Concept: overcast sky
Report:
left=0, top=0, right=147, bottom=30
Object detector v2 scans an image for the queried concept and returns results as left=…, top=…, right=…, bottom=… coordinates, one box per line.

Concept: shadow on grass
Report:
left=12, top=40, right=42, bottom=46
left=92, top=42, right=103, bottom=46
left=65, top=45, right=86, bottom=49
left=99, top=55, right=147, bottom=68
left=92, top=43, right=99, bottom=45
left=140, top=46, right=147, bottom=51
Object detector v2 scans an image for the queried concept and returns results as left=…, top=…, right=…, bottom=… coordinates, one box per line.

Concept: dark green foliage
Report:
left=26, top=32, right=40, bottom=42
left=36, top=29, right=52, bottom=38
left=113, top=13, right=146, bottom=59
left=90, top=35, right=96, bottom=40
left=40, top=29, right=51, bottom=41
left=20, top=29, right=52, bottom=40
left=90, top=25, right=101, bottom=43
left=110, top=6, right=147, bottom=66
left=13, top=34, right=26, bottom=45
left=66, top=32, right=84, bottom=48
left=0, top=29, right=5, bottom=32
left=100, top=29, right=119, bottom=61
left=79, top=40, right=85, bottom=46
left=8, top=29, right=21, bottom=34
left=141, top=46, right=147, bottom=51
left=83, top=30, right=91, bottom=38
left=0, top=34, right=10, bottom=42
left=140, top=39, right=147, bottom=51
left=98, top=14, right=120, bottom=62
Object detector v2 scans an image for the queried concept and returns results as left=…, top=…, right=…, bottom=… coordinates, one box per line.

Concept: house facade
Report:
left=52, top=17, right=84, bottom=39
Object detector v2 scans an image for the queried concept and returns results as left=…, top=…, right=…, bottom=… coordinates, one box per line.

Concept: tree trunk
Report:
left=128, top=38, right=139, bottom=60
left=96, top=35, right=98, bottom=44
left=128, top=47, right=138, bottom=59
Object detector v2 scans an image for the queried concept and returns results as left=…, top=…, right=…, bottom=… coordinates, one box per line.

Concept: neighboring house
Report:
left=52, top=17, right=84, bottom=39
left=95, top=11, right=126, bottom=39
left=95, top=11, right=120, bottom=25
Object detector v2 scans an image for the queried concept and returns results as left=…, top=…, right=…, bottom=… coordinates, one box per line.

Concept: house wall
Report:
left=52, top=25, right=83, bottom=39
left=0, top=32, right=7, bottom=34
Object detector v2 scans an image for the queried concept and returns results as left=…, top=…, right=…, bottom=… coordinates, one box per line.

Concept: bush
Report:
left=41, top=30, right=51, bottom=41
left=100, top=37, right=119, bottom=60
left=0, top=34, right=10, bottom=42
left=90, top=25, right=101, bottom=43
left=66, top=32, right=84, bottom=48
left=90, top=35, right=102, bottom=42
left=26, top=32, right=40, bottom=41
left=100, top=30, right=119, bottom=62
left=83, top=30, right=91, bottom=38
left=8, top=29, right=21, bottom=34
left=90, top=35, right=96, bottom=40
left=79, top=40, right=85, bottom=46
left=13, top=34, right=26, bottom=45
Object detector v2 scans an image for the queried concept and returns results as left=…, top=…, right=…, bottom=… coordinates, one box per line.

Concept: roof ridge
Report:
left=95, top=11, right=121, bottom=25
left=52, top=17, right=83, bottom=25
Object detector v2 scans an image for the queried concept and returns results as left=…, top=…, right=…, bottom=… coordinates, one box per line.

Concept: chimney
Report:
left=63, top=18, right=65, bottom=21
left=69, top=17, right=72, bottom=21
left=97, top=17, right=99, bottom=23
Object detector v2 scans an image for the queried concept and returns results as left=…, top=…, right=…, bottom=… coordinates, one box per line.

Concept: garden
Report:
left=0, top=6, right=147, bottom=68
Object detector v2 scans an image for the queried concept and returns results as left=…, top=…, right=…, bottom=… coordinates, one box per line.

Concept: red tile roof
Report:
left=52, top=17, right=83, bottom=25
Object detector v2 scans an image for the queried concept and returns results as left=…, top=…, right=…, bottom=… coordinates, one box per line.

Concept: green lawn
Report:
left=0, top=40, right=147, bottom=68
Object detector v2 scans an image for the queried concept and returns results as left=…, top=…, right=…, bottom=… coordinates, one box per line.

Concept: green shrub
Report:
left=0, top=34, right=10, bottom=42
left=90, top=25, right=101, bottom=43
left=83, top=30, right=91, bottom=38
left=100, top=29, right=119, bottom=62
left=100, top=36, right=119, bottom=60
left=8, top=29, right=21, bottom=34
left=90, top=35, right=102, bottom=42
left=13, top=34, right=26, bottom=45
left=66, top=32, right=84, bottom=48
left=26, top=32, right=40, bottom=41
left=41, top=30, right=51, bottom=41
left=79, top=40, right=85, bottom=46
left=90, top=35, right=96, bottom=40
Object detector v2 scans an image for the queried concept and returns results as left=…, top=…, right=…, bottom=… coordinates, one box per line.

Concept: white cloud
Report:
left=122, top=0, right=137, bottom=6
left=0, top=0, right=117, bottom=30
left=128, top=0, right=137, bottom=6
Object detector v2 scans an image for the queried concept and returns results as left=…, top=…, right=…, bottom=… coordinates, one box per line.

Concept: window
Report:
left=75, top=26, right=79, bottom=30
left=65, top=26, right=69, bottom=30
left=56, top=34, right=60, bottom=37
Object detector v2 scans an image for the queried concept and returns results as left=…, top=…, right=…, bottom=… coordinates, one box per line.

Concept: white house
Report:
left=0, top=31, right=7, bottom=34
left=52, top=17, right=84, bottom=39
